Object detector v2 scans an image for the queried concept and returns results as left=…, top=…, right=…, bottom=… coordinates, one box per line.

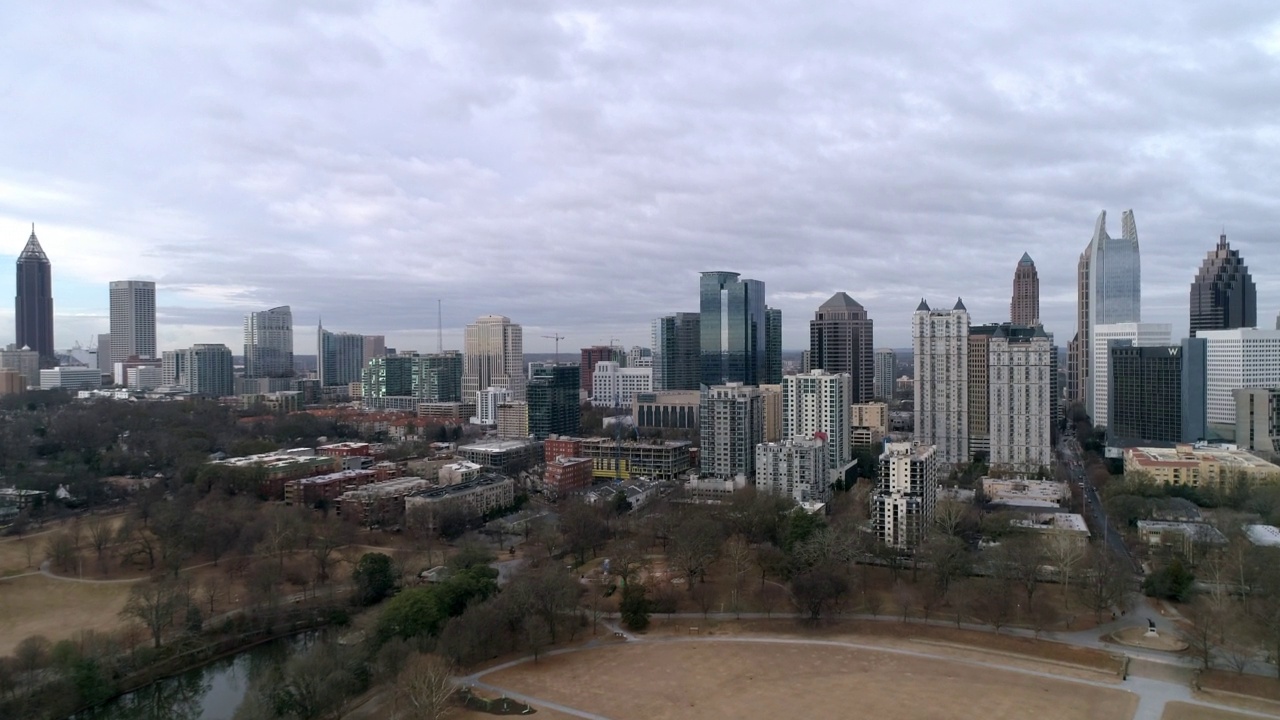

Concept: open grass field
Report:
left=483, top=640, right=1138, bottom=720
left=1161, top=702, right=1265, bottom=720
left=0, top=574, right=132, bottom=655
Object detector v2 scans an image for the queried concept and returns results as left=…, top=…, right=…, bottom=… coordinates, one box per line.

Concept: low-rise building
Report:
left=337, top=477, right=432, bottom=528
left=632, top=390, right=700, bottom=430
left=544, top=456, right=594, bottom=498
left=682, top=473, right=748, bottom=502
left=41, top=366, right=103, bottom=390
left=240, top=391, right=302, bottom=412
left=1009, top=513, right=1090, bottom=546
left=1124, top=443, right=1280, bottom=487
left=981, top=477, right=1069, bottom=508
left=405, top=474, right=516, bottom=532
left=417, top=402, right=476, bottom=423
left=210, top=449, right=340, bottom=499
left=439, top=460, right=483, bottom=486
left=284, top=469, right=377, bottom=507
left=1136, top=520, right=1228, bottom=561
left=456, top=438, right=543, bottom=473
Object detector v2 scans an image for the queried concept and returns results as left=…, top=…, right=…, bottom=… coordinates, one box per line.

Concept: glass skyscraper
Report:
left=699, top=271, right=767, bottom=386
left=652, top=312, right=701, bottom=391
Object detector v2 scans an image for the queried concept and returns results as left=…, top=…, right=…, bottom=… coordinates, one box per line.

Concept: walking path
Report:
left=458, top=617, right=1280, bottom=720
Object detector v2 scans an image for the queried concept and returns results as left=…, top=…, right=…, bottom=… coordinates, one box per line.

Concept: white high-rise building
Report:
left=590, top=361, right=652, bottom=408
left=109, top=280, right=157, bottom=363
left=244, top=306, right=294, bottom=378
left=988, top=326, right=1054, bottom=473
left=874, top=442, right=938, bottom=551
left=700, top=383, right=764, bottom=478
left=756, top=437, right=831, bottom=503
left=873, top=348, right=897, bottom=401
left=783, top=369, right=851, bottom=471
left=1091, top=323, right=1172, bottom=429
left=913, top=299, right=970, bottom=466
left=126, top=366, right=164, bottom=391
left=475, top=386, right=513, bottom=425
left=1198, top=328, right=1280, bottom=429
left=462, top=315, right=525, bottom=402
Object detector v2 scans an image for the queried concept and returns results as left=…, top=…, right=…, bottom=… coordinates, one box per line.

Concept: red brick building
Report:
left=579, top=346, right=619, bottom=395
left=545, top=437, right=583, bottom=463
left=544, top=457, right=594, bottom=498
left=284, top=469, right=376, bottom=507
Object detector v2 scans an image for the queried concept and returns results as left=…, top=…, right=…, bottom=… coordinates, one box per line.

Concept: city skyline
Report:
left=3, top=3, right=1280, bottom=353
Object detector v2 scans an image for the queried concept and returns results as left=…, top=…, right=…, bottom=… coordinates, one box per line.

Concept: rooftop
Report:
left=458, top=438, right=539, bottom=452
left=1244, top=524, right=1280, bottom=547
left=1127, top=444, right=1280, bottom=471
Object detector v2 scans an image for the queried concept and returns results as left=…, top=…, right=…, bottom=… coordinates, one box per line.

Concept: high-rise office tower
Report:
left=808, top=292, right=873, bottom=403
left=109, top=281, right=157, bottom=363
left=652, top=312, right=701, bottom=391
left=96, top=334, right=112, bottom=374
left=1067, top=247, right=1090, bottom=407
left=1190, top=234, right=1256, bottom=337
left=1091, top=323, right=1172, bottom=429
left=528, top=364, right=580, bottom=439
left=1196, top=328, right=1280, bottom=434
left=362, top=336, right=387, bottom=365
left=913, top=299, right=970, bottom=466
left=783, top=369, right=851, bottom=471
left=1075, top=210, right=1142, bottom=420
left=14, top=225, right=54, bottom=363
left=1108, top=339, right=1206, bottom=446
left=874, top=442, right=938, bottom=551
left=873, top=348, right=896, bottom=401
left=1011, top=253, right=1039, bottom=326
left=699, top=271, right=767, bottom=386
left=363, top=351, right=463, bottom=403
left=462, top=315, right=524, bottom=401
left=317, top=321, right=366, bottom=387
left=186, top=344, right=235, bottom=397
left=244, top=306, right=295, bottom=378
left=700, top=383, right=764, bottom=477
left=765, top=307, right=783, bottom=385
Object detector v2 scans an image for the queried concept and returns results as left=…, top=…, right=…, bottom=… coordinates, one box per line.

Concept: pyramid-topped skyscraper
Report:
left=15, top=225, right=54, bottom=362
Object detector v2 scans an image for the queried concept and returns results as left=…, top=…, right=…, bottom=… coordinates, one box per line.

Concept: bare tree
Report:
left=669, top=515, right=723, bottom=590
left=13, top=635, right=50, bottom=692
left=308, top=518, right=355, bottom=585
left=1183, top=597, right=1221, bottom=670
left=1079, top=548, right=1128, bottom=622
left=394, top=654, right=457, bottom=720
left=1044, top=535, right=1086, bottom=608
left=86, top=514, right=114, bottom=576
left=45, top=532, right=77, bottom=574
left=934, top=498, right=970, bottom=537
left=201, top=575, right=222, bottom=615
left=724, top=534, right=753, bottom=615
left=121, top=579, right=189, bottom=648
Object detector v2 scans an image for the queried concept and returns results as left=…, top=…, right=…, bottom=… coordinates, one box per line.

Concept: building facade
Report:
left=782, top=369, right=851, bottom=471
left=580, top=345, right=621, bottom=396
left=700, top=383, right=764, bottom=477
left=108, top=280, right=157, bottom=363
left=1091, top=323, right=1172, bottom=429
left=1077, top=210, right=1142, bottom=420
left=40, top=367, right=102, bottom=390
left=1125, top=444, right=1280, bottom=487
left=496, top=402, right=529, bottom=438
left=1108, top=340, right=1207, bottom=446
left=0, top=347, right=40, bottom=389
left=1197, top=328, right=1280, bottom=434
left=362, top=352, right=463, bottom=405
left=244, top=306, right=294, bottom=379
left=808, top=292, right=873, bottom=403
left=913, top=299, right=970, bottom=466
left=462, top=315, right=525, bottom=401
left=987, top=325, right=1054, bottom=473
left=700, top=271, right=768, bottom=386
left=186, top=344, right=235, bottom=397
left=1235, top=388, right=1280, bottom=456
left=651, top=312, right=701, bottom=391
left=874, top=442, right=938, bottom=551
left=14, top=226, right=54, bottom=363
left=632, top=390, right=700, bottom=429
left=475, top=386, right=513, bottom=425
left=527, top=364, right=580, bottom=439
left=765, top=306, right=782, bottom=385
left=873, top=348, right=896, bottom=401
left=1011, top=253, right=1040, bottom=326
left=590, top=361, right=652, bottom=408
left=1190, top=234, right=1256, bottom=337
left=756, top=437, right=831, bottom=503
left=318, top=322, right=366, bottom=387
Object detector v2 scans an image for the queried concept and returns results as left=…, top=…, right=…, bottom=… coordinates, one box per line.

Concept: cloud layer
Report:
left=2, top=0, right=1279, bottom=354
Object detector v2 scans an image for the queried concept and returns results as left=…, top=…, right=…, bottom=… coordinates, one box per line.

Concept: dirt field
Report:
left=1162, top=701, right=1263, bottom=720
left=483, top=641, right=1138, bottom=720
left=0, top=575, right=132, bottom=655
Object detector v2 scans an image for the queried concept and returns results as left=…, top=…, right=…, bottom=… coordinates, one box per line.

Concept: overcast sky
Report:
left=2, top=1, right=1279, bottom=356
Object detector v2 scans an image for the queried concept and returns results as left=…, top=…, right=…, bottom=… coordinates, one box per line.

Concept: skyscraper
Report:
left=462, top=315, right=524, bottom=401
left=782, top=369, right=851, bottom=471
left=14, top=225, right=54, bottom=363
left=109, top=281, right=157, bottom=363
left=700, top=383, right=764, bottom=477
left=1190, top=234, right=1256, bottom=337
left=186, top=344, right=235, bottom=397
left=318, top=321, right=366, bottom=387
left=808, top=292, right=873, bottom=403
left=1073, top=210, right=1142, bottom=419
left=1108, top=339, right=1206, bottom=446
left=528, top=364, right=580, bottom=439
left=765, top=306, right=783, bottom=385
left=874, top=442, right=938, bottom=551
left=244, top=306, right=295, bottom=379
left=1091, top=323, right=1172, bottom=429
left=987, top=324, right=1054, bottom=473
left=1011, top=252, right=1039, bottom=326
left=873, top=348, right=896, bottom=401
left=652, top=312, right=700, bottom=391
left=913, top=298, right=969, bottom=466
left=580, top=345, right=621, bottom=396
left=699, top=271, right=767, bottom=386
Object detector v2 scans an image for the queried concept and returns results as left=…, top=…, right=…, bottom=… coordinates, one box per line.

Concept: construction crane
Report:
left=543, top=333, right=566, bottom=365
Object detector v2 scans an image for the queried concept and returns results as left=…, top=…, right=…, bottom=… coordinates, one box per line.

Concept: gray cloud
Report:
left=2, top=0, right=1279, bottom=355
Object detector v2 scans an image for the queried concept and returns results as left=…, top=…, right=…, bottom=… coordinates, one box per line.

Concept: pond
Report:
left=73, top=633, right=314, bottom=720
